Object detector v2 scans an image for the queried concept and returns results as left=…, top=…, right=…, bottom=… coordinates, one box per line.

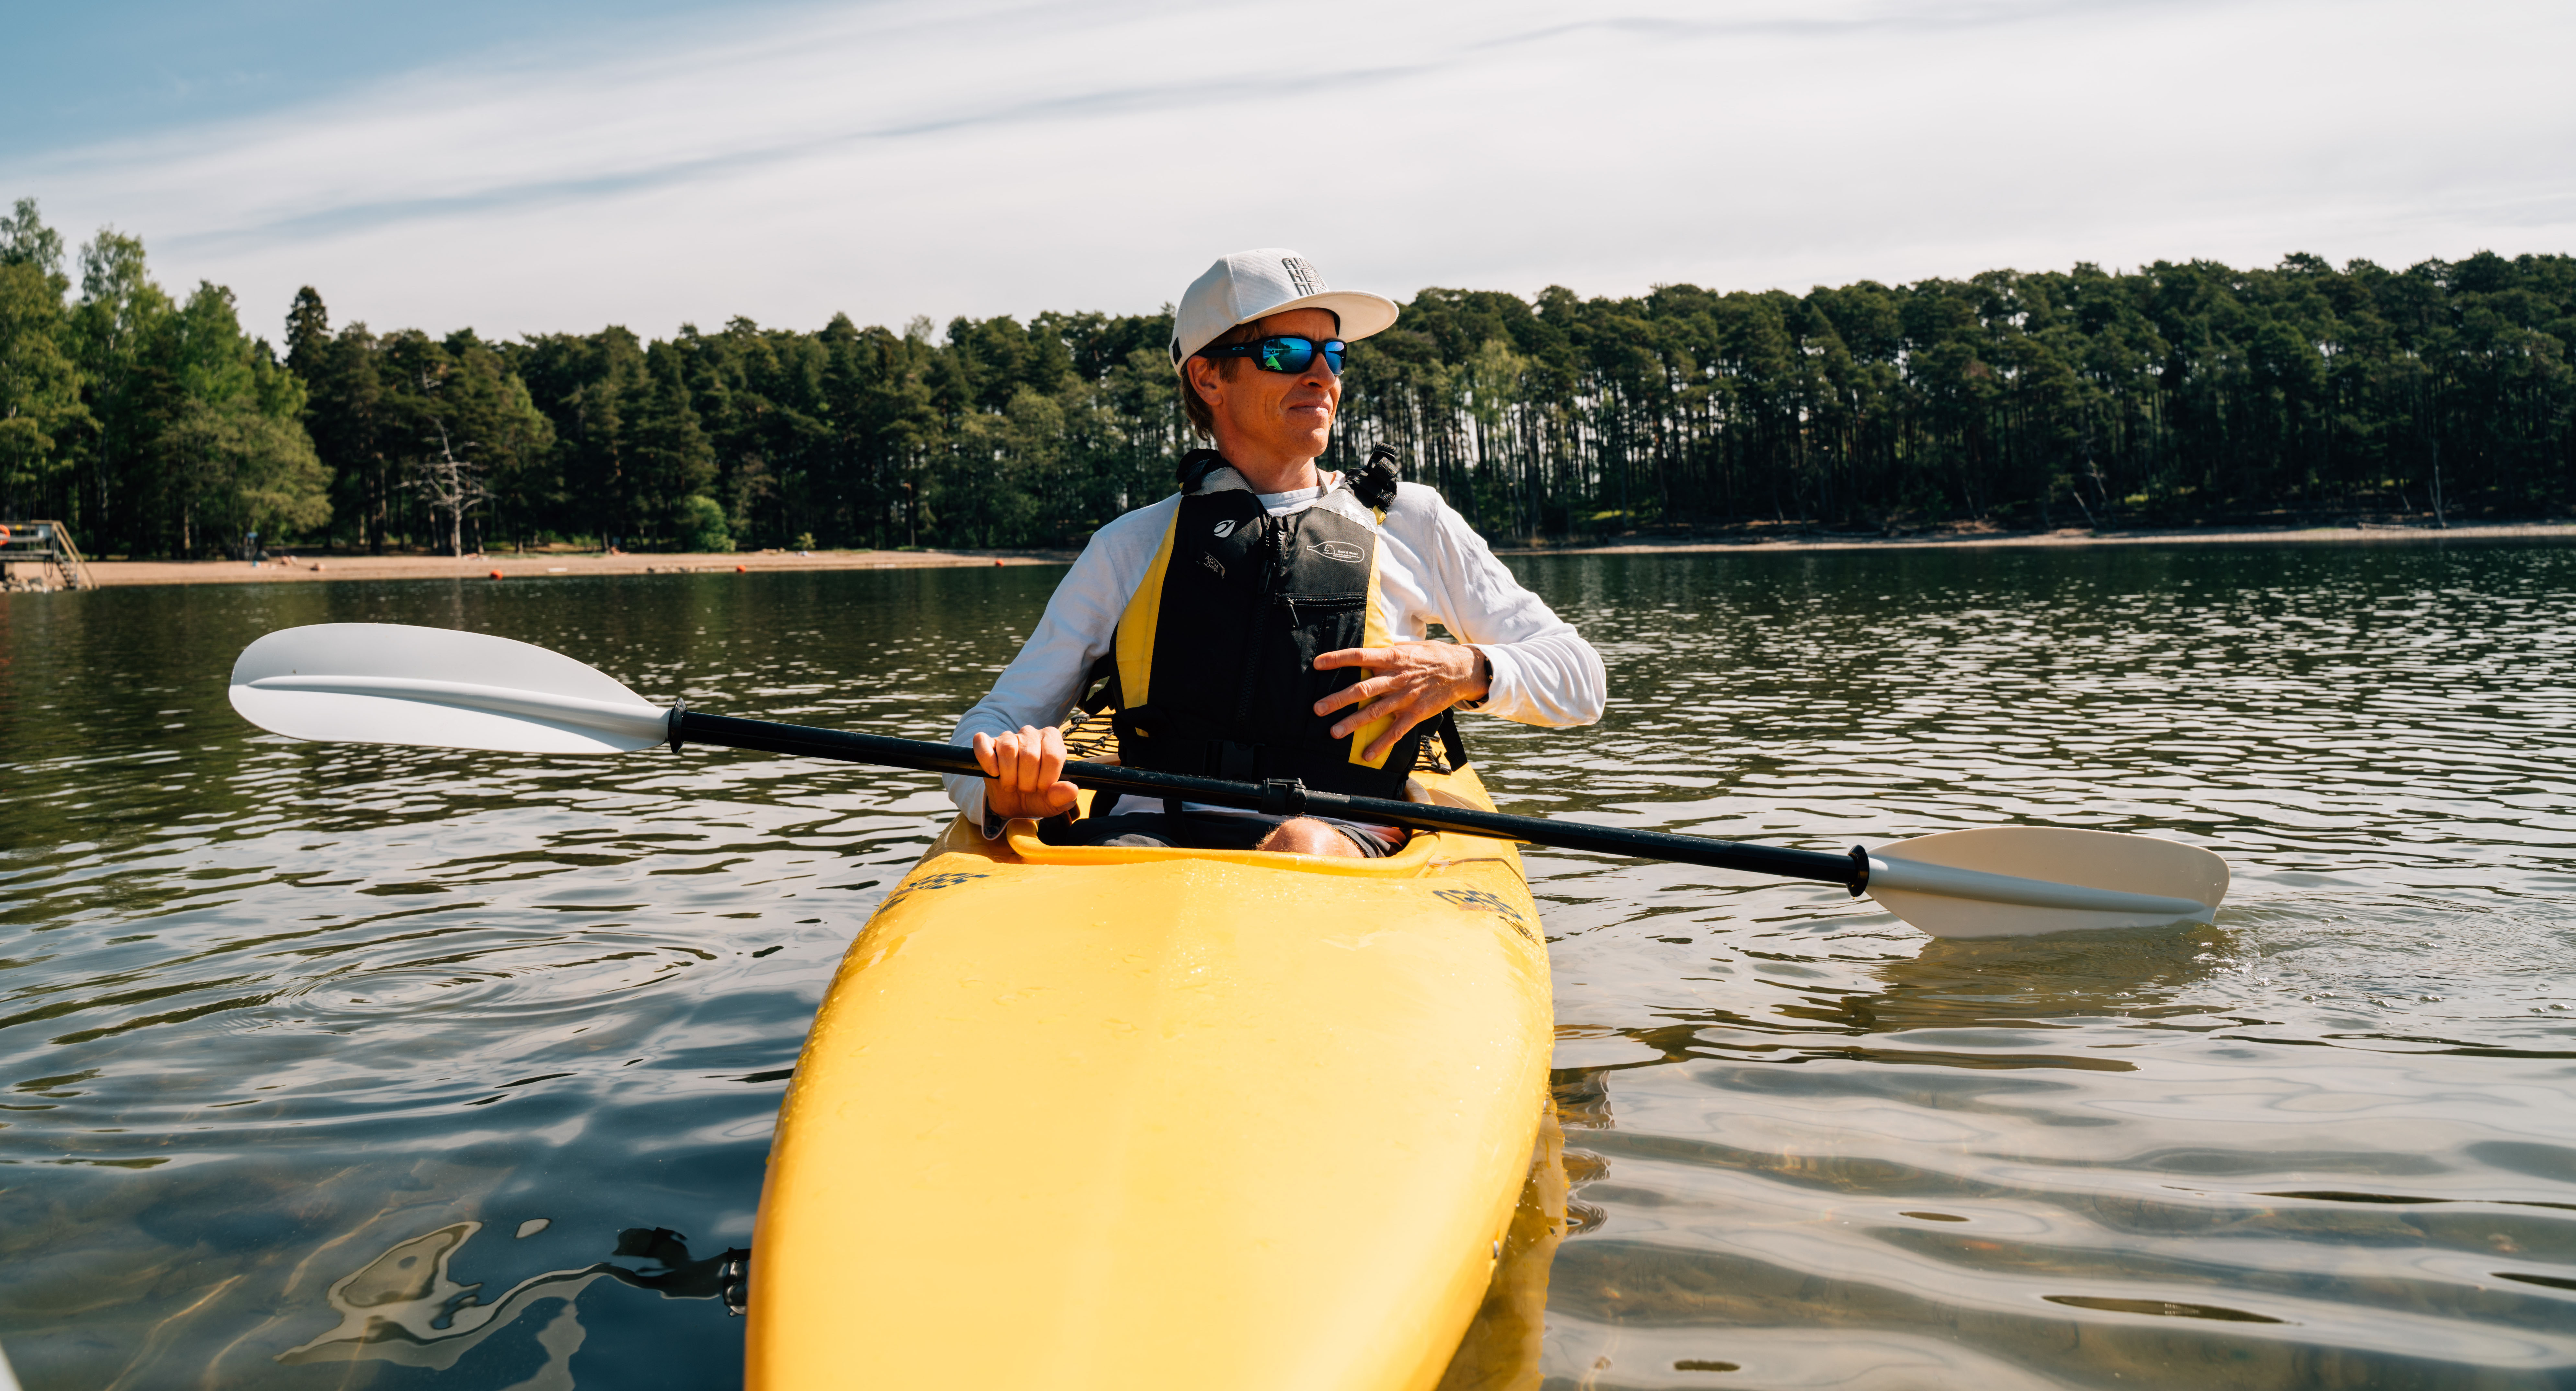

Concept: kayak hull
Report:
left=749, top=768, right=1553, bottom=1390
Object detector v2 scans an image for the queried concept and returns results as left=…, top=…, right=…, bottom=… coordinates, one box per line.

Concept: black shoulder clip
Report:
left=1351, top=443, right=1402, bottom=510
left=1177, top=448, right=1228, bottom=493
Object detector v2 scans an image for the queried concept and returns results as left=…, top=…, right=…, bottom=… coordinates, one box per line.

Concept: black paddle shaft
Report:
left=674, top=710, right=1868, bottom=892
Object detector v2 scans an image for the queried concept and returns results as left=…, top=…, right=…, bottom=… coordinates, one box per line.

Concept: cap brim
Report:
left=1262, top=290, right=1399, bottom=344
left=1172, top=289, right=1402, bottom=367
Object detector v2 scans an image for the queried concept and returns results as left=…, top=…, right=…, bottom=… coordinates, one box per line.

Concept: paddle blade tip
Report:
left=227, top=623, right=668, bottom=755
left=1865, top=826, right=2229, bottom=938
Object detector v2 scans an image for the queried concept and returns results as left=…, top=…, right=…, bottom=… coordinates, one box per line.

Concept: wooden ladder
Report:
left=0, top=521, right=97, bottom=591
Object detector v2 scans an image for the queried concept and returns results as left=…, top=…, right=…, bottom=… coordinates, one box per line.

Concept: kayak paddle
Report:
left=227, top=623, right=2228, bottom=939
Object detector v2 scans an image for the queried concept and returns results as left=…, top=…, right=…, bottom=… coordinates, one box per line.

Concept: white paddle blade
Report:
left=1864, top=827, right=2229, bottom=938
left=229, top=623, right=670, bottom=755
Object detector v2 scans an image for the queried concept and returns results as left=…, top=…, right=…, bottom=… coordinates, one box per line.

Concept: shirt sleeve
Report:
left=942, top=496, right=1176, bottom=827
left=1392, top=482, right=1607, bottom=728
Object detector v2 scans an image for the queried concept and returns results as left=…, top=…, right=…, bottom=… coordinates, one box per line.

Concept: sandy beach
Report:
left=24, top=518, right=2576, bottom=591
left=63, top=547, right=1081, bottom=588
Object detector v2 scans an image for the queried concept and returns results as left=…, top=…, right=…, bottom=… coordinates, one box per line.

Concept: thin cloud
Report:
left=7, top=0, right=2569, bottom=340
left=155, top=56, right=1438, bottom=254
left=1464, top=0, right=2235, bottom=49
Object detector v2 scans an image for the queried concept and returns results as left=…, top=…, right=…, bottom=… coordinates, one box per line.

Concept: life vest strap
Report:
left=1114, top=724, right=1379, bottom=786
left=1110, top=706, right=1471, bottom=797
left=1077, top=649, right=1121, bottom=715
left=1432, top=709, right=1470, bottom=773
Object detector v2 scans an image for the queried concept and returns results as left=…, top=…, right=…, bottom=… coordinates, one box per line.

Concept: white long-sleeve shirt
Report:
left=944, top=470, right=1607, bottom=827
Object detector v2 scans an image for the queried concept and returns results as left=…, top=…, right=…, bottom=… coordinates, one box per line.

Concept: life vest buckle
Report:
left=1218, top=740, right=1263, bottom=781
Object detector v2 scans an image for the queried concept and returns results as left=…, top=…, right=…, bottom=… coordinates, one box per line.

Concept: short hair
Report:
left=1177, top=311, right=1342, bottom=441
left=1179, top=320, right=1264, bottom=440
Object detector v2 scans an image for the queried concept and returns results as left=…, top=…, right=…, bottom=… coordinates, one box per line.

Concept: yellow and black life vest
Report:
left=1102, top=452, right=1453, bottom=799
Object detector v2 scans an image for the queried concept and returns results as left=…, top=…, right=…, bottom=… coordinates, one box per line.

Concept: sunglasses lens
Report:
left=1248, top=338, right=1346, bottom=374
left=1257, top=338, right=1315, bottom=373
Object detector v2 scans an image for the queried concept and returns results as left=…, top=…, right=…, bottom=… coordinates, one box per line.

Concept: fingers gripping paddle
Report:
left=229, top=624, right=2228, bottom=938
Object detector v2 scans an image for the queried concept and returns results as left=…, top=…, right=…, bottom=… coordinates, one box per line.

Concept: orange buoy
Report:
left=489, top=569, right=503, bottom=580
left=994, top=558, right=1005, bottom=567
left=735, top=564, right=746, bottom=573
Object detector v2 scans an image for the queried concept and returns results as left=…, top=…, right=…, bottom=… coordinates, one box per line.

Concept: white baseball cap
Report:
left=1168, top=248, right=1400, bottom=371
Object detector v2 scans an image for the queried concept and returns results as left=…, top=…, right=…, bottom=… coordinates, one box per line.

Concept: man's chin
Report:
left=1282, top=413, right=1334, bottom=446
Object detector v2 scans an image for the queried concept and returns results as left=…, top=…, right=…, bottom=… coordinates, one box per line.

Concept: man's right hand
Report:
left=973, top=725, right=1079, bottom=822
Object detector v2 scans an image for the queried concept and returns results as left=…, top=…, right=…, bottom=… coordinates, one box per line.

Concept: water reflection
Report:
left=1436, top=1109, right=1571, bottom=1391
left=280, top=1223, right=603, bottom=1374
left=1858, top=925, right=2233, bottom=1029
left=279, top=1223, right=744, bottom=1376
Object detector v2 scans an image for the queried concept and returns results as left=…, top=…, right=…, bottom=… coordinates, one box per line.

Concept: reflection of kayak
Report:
left=748, top=764, right=1555, bottom=1390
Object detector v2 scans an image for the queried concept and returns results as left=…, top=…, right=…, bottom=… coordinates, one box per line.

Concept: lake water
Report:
left=2, top=543, right=2573, bottom=1389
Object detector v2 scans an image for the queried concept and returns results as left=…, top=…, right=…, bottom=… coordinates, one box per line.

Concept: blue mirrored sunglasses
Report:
left=1198, top=335, right=1348, bottom=376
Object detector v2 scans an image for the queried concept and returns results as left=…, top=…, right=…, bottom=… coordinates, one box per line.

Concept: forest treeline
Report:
left=3, top=196, right=2571, bottom=558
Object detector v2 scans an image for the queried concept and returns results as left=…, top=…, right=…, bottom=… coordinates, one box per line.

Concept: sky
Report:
left=5, top=0, right=2572, bottom=344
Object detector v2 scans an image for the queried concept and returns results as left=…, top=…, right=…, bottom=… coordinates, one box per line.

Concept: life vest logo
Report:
left=1212, top=519, right=1237, bottom=538
left=1307, top=540, right=1365, bottom=563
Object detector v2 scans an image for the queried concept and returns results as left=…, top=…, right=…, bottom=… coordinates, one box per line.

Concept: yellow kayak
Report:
left=748, top=763, right=1555, bottom=1389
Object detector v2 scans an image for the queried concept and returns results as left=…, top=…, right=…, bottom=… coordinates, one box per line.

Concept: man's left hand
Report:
left=1312, top=642, right=1490, bottom=763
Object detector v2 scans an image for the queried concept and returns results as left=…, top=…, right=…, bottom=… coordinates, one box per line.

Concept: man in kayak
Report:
left=951, top=248, right=1605, bottom=856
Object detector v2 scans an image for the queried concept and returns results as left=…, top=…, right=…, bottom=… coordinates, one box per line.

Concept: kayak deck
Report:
left=750, top=765, right=1554, bottom=1390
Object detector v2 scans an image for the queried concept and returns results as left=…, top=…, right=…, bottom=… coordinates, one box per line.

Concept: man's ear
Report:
left=1185, top=355, right=1225, bottom=407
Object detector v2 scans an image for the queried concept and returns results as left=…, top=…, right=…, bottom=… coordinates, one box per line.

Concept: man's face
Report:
left=1189, top=307, right=1343, bottom=462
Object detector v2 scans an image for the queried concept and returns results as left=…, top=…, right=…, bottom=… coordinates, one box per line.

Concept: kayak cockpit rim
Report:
left=999, top=773, right=1518, bottom=874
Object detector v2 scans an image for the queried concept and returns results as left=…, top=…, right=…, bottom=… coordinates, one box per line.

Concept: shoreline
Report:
left=24, top=519, right=2576, bottom=591
left=1499, top=519, right=2576, bottom=557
